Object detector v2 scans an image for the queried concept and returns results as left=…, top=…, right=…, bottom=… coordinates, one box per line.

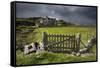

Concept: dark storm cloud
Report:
left=16, top=3, right=97, bottom=25
left=75, top=7, right=97, bottom=19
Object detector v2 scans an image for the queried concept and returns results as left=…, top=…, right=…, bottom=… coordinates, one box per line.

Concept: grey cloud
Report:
left=16, top=3, right=97, bottom=25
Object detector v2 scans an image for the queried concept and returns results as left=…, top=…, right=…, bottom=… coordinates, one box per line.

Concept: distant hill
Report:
left=16, top=16, right=95, bottom=27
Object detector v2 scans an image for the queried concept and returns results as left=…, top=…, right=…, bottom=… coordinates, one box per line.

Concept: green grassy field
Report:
left=35, top=27, right=96, bottom=42
left=16, top=26, right=97, bottom=66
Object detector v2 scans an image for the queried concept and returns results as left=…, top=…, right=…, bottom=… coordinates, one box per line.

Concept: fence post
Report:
left=42, top=32, right=47, bottom=50
left=76, top=33, right=81, bottom=52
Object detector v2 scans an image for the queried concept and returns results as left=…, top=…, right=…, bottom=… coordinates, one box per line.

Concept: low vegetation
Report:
left=16, top=26, right=96, bottom=66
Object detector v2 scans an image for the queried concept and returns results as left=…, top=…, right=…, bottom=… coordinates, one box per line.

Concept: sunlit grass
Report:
left=16, top=26, right=97, bottom=66
left=16, top=51, right=96, bottom=66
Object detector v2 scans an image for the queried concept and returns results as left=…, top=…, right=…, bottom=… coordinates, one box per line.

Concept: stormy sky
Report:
left=16, top=3, right=97, bottom=25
